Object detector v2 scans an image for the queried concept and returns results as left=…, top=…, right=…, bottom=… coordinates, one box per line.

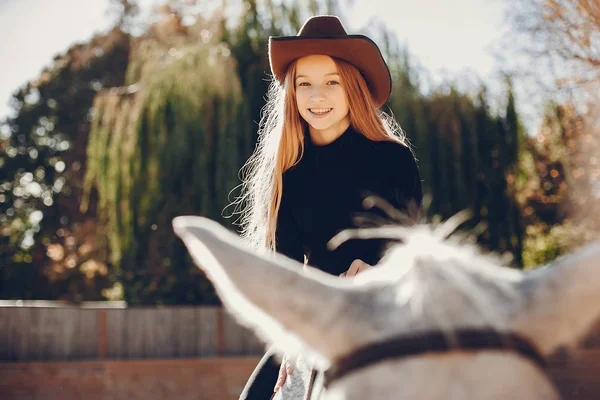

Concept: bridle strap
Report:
left=323, top=329, right=546, bottom=387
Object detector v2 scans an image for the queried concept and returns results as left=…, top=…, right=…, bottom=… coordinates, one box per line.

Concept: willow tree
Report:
left=83, top=19, right=249, bottom=304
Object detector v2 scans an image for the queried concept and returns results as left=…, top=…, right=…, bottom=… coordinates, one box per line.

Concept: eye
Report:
left=297, top=82, right=310, bottom=87
left=327, top=80, right=340, bottom=85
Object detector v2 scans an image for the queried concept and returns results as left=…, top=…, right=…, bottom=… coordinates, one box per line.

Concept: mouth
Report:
left=309, top=108, right=332, bottom=116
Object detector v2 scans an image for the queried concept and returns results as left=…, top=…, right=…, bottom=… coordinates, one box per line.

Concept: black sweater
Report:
left=275, top=125, right=423, bottom=276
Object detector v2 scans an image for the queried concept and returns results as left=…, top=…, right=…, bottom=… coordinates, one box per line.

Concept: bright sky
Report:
left=0, top=0, right=509, bottom=122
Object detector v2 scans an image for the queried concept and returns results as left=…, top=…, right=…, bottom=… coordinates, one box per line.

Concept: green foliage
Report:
left=522, top=220, right=596, bottom=269
left=0, top=28, right=131, bottom=301
left=387, top=67, right=526, bottom=265
left=3, top=0, right=594, bottom=303
left=83, top=30, right=247, bottom=303
left=516, top=100, right=599, bottom=269
left=522, top=223, right=563, bottom=268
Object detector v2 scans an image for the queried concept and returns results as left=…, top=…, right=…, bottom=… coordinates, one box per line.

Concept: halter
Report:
left=323, top=328, right=547, bottom=388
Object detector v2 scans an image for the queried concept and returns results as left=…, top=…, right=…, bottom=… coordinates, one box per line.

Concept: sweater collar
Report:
left=304, top=124, right=361, bottom=154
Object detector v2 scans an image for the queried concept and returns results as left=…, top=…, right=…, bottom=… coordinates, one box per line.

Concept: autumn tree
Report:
left=503, top=0, right=599, bottom=264
left=504, top=0, right=599, bottom=95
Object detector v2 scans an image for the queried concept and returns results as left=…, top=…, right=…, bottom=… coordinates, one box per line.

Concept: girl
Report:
left=237, top=15, right=423, bottom=399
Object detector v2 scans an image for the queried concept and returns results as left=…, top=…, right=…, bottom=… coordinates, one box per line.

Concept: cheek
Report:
left=296, top=90, right=308, bottom=105
left=296, top=92, right=308, bottom=113
left=335, top=92, right=349, bottom=111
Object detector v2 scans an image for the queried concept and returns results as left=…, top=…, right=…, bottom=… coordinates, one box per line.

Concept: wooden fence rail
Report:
left=2, top=301, right=600, bottom=362
left=2, top=302, right=600, bottom=398
left=0, top=301, right=264, bottom=361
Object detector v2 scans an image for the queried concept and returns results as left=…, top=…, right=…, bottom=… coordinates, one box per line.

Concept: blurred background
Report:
left=0, top=0, right=598, bottom=398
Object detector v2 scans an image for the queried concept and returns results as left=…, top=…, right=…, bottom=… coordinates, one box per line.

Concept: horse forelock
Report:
left=347, top=222, right=526, bottom=338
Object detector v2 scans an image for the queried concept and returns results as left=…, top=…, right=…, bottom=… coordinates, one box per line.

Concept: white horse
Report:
left=172, top=216, right=600, bottom=400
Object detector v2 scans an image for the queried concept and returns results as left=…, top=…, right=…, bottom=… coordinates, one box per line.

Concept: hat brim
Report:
left=268, top=35, right=392, bottom=108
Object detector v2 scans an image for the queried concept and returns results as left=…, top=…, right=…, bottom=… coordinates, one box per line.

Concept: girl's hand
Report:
left=339, top=259, right=372, bottom=277
left=273, top=353, right=295, bottom=393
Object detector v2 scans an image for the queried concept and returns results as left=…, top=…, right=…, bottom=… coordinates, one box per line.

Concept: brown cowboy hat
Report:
left=268, top=15, right=392, bottom=108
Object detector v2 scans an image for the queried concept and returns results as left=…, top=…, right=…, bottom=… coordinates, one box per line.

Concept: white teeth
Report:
left=310, top=108, right=332, bottom=115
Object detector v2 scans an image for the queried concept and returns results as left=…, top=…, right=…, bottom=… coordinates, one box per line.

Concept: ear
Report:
left=172, top=216, right=366, bottom=361
left=518, top=242, right=600, bottom=354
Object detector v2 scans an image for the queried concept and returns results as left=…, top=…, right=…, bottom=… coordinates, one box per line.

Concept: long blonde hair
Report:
left=237, top=57, right=407, bottom=251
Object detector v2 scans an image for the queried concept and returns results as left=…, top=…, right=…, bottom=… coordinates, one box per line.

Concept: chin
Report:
left=309, top=122, right=333, bottom=131
left=307, top=119, right=341, bottom=131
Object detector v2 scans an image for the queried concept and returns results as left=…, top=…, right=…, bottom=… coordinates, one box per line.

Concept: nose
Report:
left=309, top=87, right=326, bottom=103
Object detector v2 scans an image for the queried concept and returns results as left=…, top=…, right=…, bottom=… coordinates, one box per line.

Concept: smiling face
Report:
left=295, top=55, right=350, bottom=145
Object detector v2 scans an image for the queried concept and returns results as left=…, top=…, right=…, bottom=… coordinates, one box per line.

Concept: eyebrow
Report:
left=295, top=72, right=340, bottom=81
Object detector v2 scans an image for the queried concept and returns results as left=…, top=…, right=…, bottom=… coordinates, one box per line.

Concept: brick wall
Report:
left=2, top=352, right=600, bottom=399
left=0, top=358, right=260, bottom=400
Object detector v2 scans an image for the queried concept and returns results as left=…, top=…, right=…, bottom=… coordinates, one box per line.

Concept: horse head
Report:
left=173, top=216, right=600, bottom=399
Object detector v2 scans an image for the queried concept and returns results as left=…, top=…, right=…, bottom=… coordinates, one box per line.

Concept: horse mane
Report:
left=329, top=206, right=524, bottom=341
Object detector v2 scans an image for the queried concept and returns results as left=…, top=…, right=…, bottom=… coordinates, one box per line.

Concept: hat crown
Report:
left=297, top=15, right=347, bottom=37
left=268, top=15, right=392, bottom=107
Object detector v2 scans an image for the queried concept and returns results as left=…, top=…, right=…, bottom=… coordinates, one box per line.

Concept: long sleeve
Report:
left=388, top=144, right=423, bottom=214
left=273, top=128, right=423, bottom=275
left=275, top=181, right=305, bottom=264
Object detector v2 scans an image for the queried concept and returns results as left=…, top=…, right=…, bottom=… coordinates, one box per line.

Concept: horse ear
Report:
left=172, top=216, right=364, bottom=360
left=518, top=242, right=600, bottom=354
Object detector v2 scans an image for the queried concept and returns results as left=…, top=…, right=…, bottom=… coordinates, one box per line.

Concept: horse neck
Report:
left=324, top=353, right=559, bottom=400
